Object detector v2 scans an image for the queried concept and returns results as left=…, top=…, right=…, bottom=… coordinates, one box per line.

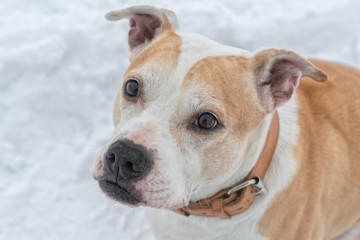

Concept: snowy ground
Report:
left=1, top=0, right=359, bottom=239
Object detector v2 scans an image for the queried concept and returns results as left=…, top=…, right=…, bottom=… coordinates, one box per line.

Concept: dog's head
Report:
left=92, top=6, right=327, bottom=209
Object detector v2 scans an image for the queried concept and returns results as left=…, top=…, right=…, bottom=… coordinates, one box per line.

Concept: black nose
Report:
left=104, top=139, right=153, bottom=181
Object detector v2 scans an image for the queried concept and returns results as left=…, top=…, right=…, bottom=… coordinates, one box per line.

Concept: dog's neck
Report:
left=189, top=112, right=275, bottom=202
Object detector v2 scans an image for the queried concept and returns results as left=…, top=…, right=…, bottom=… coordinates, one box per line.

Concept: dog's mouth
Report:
left=98, top=180, right=142, bottom=206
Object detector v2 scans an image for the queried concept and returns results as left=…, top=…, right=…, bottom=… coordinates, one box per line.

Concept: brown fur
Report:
left=259, top=60, right=360, bottom=240
left=173, top=56, right=265, bottom=182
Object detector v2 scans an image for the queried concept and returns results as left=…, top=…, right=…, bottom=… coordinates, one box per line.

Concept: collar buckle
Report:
left=227, top=176, right=267, bottom=198
left=252, top=176, right=267, bottom=198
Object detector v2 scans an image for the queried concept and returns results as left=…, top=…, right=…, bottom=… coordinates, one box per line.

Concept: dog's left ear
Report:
left=251, top=49, right=327, bottom=112
left=105, top=5, right=179, bottom=59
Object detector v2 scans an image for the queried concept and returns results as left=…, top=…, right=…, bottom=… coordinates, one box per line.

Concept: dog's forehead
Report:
left=124, top=31, right=254, bottom=98
left=172, top=31, right=255, bottom=90
left=177, top=31, right=253, bottom=69
left=119, top=31, right=262, bottom=130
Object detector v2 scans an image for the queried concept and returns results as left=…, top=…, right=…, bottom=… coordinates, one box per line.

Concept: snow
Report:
left=0, top=0, right=359, bottom=239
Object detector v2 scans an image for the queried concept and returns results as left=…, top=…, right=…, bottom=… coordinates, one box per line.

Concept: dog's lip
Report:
left=98, top=180, right=141, bottom=205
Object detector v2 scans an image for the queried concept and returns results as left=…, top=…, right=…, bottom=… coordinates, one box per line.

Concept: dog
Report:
left=92, top=5, right=360, bottom=240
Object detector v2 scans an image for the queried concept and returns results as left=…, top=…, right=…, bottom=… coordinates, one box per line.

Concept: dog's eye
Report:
left=196, top=112, right=218, bottom=130
left=124, top=79, right=139, bottom=98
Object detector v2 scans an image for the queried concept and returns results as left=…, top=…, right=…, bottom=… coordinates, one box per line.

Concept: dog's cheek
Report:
left=199, top=139, right=246, bottom=183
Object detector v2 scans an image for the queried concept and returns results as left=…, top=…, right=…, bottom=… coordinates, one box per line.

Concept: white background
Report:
left=1, top=0, right=360, bottom=239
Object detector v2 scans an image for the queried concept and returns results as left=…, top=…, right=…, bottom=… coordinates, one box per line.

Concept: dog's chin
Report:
left=140, top=194, right=188, bottom=210
left=98, top=180, right=142, bottom=206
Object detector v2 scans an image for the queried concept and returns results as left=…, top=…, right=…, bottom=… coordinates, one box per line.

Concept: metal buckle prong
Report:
left=227, top=177, right=267, bottom=198
left=252, top=176, right=267, bottom=198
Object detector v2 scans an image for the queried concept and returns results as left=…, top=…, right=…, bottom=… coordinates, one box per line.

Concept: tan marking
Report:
left=125, top=31, right=181, bottom=74
left=113, top=30, right=182, bottom=126
left=170, top=56, right=265, bottom=181
left=182, top=56, right=265, bottom=136
left=259, top=60, right=360, bottom=239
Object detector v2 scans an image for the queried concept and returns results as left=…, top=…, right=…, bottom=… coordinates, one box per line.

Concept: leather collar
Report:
left=173, top=111, right=280, bottom=219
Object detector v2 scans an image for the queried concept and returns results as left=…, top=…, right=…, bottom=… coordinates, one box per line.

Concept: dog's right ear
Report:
left=105, top=5, right=179, bottom=59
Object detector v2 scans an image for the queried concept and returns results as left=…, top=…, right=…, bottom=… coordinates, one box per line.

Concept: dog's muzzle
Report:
left=98, top=139, right=154, bottom=205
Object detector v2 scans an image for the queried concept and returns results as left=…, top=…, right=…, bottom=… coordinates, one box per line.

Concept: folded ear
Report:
left=105, top=5, right=179, bottom=59
left=251, top=49, right=328, bottom=112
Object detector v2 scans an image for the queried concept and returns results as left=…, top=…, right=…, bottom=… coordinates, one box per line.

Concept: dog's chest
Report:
left=146, top=208, right=267, bottom=240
